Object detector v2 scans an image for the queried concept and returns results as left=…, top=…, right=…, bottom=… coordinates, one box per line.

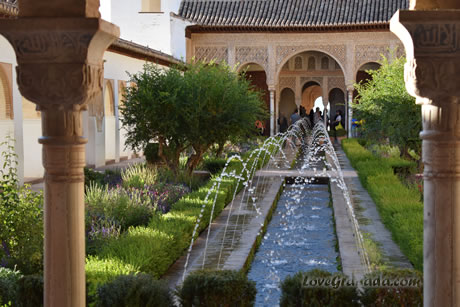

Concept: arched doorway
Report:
left=277, top=50, right=346, bottom=130
left=279, top=88, right=296, bottom=125
left=355, top=62, right=381, bottom=99
left=239, top=63, right=270, bottom=136
left=301, top=81, right=322, bottom=115
left=104, top=80, right=116, bottom=163
left=329, top=88, right=346, bottom=124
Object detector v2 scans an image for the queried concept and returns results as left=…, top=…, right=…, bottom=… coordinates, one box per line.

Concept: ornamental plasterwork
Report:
left=355, top=45, right=389, bottom=71
left=279, top=76, right=296, bottom=92
left=328, top=77, right=346, bottom=92
left=235, top=46, right=268, bottom=71
left=194, top=46, right=228, bottom=63
left=276, top=45, right=346, bottom=72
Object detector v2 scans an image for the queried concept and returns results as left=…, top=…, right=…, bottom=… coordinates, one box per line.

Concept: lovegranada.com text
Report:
left=302, top=275, right=422, bottom=289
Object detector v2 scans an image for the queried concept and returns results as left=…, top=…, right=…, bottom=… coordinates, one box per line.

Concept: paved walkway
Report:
left=28, top=157, right=145, bottom=192
left=334, top=142, right=412, bottom=269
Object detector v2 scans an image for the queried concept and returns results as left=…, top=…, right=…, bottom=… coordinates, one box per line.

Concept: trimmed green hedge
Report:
left=342, top=139, right=423, bottom=271
left=86, top=146, right=275, bottom=298
left=177, top=270, right=256, bottom=306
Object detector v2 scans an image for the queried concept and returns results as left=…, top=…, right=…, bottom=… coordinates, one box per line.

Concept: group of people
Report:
left=278, top=106, right=332, bottom=133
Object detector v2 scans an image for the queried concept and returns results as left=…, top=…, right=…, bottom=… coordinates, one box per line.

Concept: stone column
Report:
left=269, top=87, right=275, bottom=136
left=347, top=85, right=354, bottom=138
left=391, top=10, right=460, bottom=307
left=322, top=84, right=329, bottom=126
left=0, top=1, right=119, bottom=306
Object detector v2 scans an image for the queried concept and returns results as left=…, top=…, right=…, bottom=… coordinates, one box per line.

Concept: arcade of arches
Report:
left=188, top=31, right=404, bottom=135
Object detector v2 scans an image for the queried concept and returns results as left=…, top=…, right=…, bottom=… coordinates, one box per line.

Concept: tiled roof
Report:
left=109, top=39, right=182, bottom=67
left=178, top=0, right=408, bottom=28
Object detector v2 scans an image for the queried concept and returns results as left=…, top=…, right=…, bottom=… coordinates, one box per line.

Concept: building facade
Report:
left=177, top=0, right=407, bottom=135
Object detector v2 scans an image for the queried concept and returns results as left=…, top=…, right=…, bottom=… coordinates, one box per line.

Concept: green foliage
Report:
left=342, top=139, right=423, bottom=271
left=85, top=183, right=154, bottom=232
left=353, top=53, right=421, bottom=153
left=0, top=137, right=43, bottom=274
left=280, top=269, right=360, bottom=307
left=144, top=143, right=161, bottom=164
left=0, top=267, right=22, bottom=306
left=121, top=164, right=157, bottom=189
left=177, top=270, right=256, bottom=307
left=200, top=157, right=227, bottom=174
left=86, top=255, right=140, bottom=303
left=360, top=269, right=423, bottom=306
left=16, top=274, right=43, bottom=307
left=119, top=61, right=268, bottom=174
left=97, top=274, right=174, bottom=307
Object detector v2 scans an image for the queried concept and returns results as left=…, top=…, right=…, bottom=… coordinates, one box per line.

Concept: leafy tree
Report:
left=181, top=61, right=267, bottom=172
left=120, top=65, right=187, bottom=173
left=353, top=54, right=421, bottom=156
left=120, top=61, right=267, bottom=174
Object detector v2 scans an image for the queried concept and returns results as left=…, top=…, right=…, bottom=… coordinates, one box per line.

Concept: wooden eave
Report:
left=185, top=23, right=390, bottom=38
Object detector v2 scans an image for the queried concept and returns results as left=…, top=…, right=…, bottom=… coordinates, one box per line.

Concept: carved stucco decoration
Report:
left=235, top=46, right=268, bottom=71
left=355, top=44, right=389, bottom=72
left=276, top=45, right=346, bottom=72
left=392, top=13, right=460, bottom=99
left=1, top=27, right=111, bottom=109
left=194, top=46, right=228, bottom=63
left=279, top=76, right=296, bottom=92
left=0, top=18, right=119, bottom=144
left=328, top=77, right=346, bottom=92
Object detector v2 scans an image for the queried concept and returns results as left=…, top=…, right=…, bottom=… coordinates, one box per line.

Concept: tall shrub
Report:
left=353, top=53, right=421, bottom=155
left=119, top=61, right=268, bottom=175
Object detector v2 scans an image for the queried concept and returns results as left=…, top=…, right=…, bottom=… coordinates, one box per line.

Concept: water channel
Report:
left=247, top=162, right=339, bottom=306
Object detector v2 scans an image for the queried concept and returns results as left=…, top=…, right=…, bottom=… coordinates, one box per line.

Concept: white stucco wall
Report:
left=170, top=15, right=191, bottom=60
left=100, top=0, right=112, bottom=22
left=23, top=119, right=44, bottom=178
left=106, top=0, right=184, bottom=55
left=105, top=116, right=116, bottom=161
left=0, top=35, right=25, bottom=183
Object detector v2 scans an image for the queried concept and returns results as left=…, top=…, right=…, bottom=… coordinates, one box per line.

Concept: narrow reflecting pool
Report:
left=247, top=183, right=339, bottom=306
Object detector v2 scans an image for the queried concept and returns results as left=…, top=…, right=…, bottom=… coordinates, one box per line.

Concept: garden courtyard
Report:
left=1, top=0, right=460, bottom=306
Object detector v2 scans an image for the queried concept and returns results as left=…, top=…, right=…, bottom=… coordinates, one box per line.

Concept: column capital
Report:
left=0, top=18, right=119, bottom=109
left=268, top=85, right=276, bottom=92
left=390, top=10, right=460, bottom=101
left=346, top=84, right=355, bottom=92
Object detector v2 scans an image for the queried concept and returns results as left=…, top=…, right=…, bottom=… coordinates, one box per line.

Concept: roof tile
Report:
left=178, top=0, right=408, bottom=27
